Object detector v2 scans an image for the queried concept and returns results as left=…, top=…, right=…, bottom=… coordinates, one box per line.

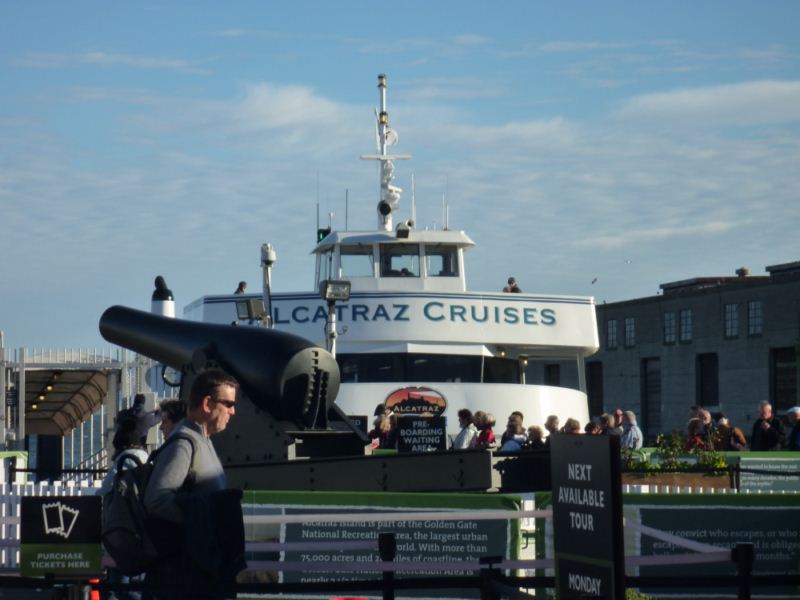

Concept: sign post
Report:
left=550, top=434, right=624, bottom=599
left=20, top=496, right=102, bottom=578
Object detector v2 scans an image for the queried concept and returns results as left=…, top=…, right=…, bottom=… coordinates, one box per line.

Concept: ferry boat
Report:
left=184, top=74, right=599, bottom=438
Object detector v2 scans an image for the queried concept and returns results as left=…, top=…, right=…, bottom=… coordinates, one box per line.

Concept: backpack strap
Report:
left=115, top=450, right=144, bottom=473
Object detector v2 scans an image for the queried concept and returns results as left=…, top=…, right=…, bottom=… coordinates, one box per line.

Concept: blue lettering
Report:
left=292, top=306, right=310, bottom=323
left=503, top=307, right=519, bottom=324
left=273, top=307, right=290, bottom=324
left=352, top=304, right=369, bottom=321
left=541, top=308, right=557, bottom=325
left=424, top=301, right=445, bottom=321
left=450, top=305, right=467, bottom=322
left=470, top=305, right=489, bottom=323
left=312, top=306, right=327, bottom=322
left=372, top=304, right=390, bottom=321
left=494, top=306, right=501, bottom=322
left=393, top=304, right=410, bottom=321
left=335, top=304, right=348, bottom=320
left=523, top=307, right=538, bottom=325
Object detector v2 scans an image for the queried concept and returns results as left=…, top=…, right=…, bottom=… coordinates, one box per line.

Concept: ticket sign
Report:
left=550, top=434, right=624, bottom=599
left=20, top=496, right=102, bottom=577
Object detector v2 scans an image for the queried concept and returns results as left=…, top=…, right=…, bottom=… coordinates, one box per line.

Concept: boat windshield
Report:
left=425, top=244, right=459, bottom=277
left=380, top=244, right=420, bottom=277
left=340, top=245, right=374, bottom=278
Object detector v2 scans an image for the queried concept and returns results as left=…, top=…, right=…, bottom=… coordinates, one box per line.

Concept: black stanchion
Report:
left=733, top=542, right=754, bottom=600
left=379, top=532, right=397, bottom=600
left=478, top=556, right=502, bottom=600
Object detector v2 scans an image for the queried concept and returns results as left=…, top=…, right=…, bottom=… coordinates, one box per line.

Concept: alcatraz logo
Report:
left=385, top=386, right=447, bottom=416
left=42, top=502, right=80, bottom=539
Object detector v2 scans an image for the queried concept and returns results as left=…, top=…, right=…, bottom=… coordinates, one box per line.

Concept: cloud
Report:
left=538, top=41, right=634, bottom=54
left=616, top=80, right=800, bottom=124
left=233, top=82, right=347, bottom=130
left=574, top=221, right=737, bottom=249
left=12, top=52, right=207, bottom=74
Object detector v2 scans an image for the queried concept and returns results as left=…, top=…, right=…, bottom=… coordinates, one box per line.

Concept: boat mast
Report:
left=361, top=74, right=411, bottom=231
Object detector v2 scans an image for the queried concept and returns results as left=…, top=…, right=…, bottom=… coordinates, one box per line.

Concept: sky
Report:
left=1, top=1, right=799, bottom=351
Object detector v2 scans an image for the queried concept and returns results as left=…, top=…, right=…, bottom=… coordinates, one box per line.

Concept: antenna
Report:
left=360, top=74, right=411, bottom=232
left=411, top=173, right=416, bottom=225
left=316, top=172, right=320, bottom=232
left=444, top=175, right=449, bottom=230
left=345, top=188, right=349, bottom=231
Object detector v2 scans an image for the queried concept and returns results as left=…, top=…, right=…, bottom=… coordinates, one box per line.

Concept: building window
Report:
left=748, top=300, right=763, bottom=336
left=679, top=309, right=693, bottom=342
left=696, top=353, right=719, bottom=407
left=663, top=312, right=676, bottom=344
left=771, top=347, right=797, bottom=411
left=624, top=317, right=635, bottom=347
left=724, top=303, right=739, bottom=338
left=607, top=319, right=618, bottom=349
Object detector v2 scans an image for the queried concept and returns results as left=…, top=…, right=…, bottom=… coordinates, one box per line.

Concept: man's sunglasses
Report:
left=210, top=397, right=236, bottom=409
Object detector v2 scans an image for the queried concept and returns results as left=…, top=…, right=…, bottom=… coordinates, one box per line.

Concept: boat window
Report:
left=425, top=244, right=459, bottom=277
left=337, top=353, right=481, bottom=383
left=340, top=245, right=375, bottom=278
left=379, top=244, right=420, bottom=277
left=483, top=357, right=521, bottom=383
left=316, top=249, right=333, bottom=286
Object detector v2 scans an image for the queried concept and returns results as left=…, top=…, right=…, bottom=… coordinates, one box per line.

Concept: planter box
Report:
left=622, top=471, right=731, bottom=490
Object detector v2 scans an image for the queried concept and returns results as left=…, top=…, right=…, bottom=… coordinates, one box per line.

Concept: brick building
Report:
left=587, top=261, right=800, bottom=442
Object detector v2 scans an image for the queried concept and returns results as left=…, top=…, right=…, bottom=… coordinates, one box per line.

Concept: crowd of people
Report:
left=435, top=400, right=800, bottom=454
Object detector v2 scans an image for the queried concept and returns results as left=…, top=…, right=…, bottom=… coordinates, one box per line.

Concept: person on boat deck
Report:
left=500, top=411, right=525, bottom=446
left=561, top=418, right=582, bottom=435
left=234, top=281, right=247, bottom=294
left=503, top=277, right=522, bottom=293
left=714, top=415, right=748, bottom=451
left=787, top=407, right=800, bottom=451
left=452, top=408, right=478, bottom=449
left=499, top=421, right=527, bottom=452
left=599, top=413, right=620, bottom=436
left=368, top=414, right=396, bottom=449
left=584, top=421, right=601, bottom=435
left=750, top=400, right=785, bottom=451
left=620, top=411, right=643, bottom=450
left=499, top=416, right=527, bottom=450
left=471, top=412, right=497, bottom=449
left=525, top=425, right=546, bottom=450
left=685, top=417, right=706, bottom=451
left=543, top=414, right=559, bottom=447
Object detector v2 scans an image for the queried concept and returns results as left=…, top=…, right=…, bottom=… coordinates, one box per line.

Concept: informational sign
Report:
left=739, top=458, right=800, bottom=493
left=397, top=416, right=447, bottom=453
left=242, top=490, right=519, bottom=599
left=20, top=496, right=102, bottom=577
left=550, top=434, right=624, bottom=600
left=626, top=495, right=800, bottom=597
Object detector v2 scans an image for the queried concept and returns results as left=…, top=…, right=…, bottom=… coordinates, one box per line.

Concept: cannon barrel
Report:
left=99, top=305, right=339, bottom=424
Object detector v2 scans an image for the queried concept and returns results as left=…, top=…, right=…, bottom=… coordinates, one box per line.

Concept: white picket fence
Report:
left=0, top=480, right=101, bottom=572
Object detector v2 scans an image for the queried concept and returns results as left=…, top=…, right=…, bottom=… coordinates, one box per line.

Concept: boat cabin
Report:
left=314, top=229, right=475, bottom=293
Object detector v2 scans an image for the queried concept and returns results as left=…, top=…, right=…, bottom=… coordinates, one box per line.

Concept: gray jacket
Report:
left=144, top=418, right=226, bottom=523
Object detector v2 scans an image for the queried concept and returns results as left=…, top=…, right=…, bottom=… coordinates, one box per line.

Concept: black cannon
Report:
left=100, top=306, right=369, bottom=486
left=100, top=305, right=495, bottom=492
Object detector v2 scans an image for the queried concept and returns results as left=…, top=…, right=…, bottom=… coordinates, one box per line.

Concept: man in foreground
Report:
left=144, top=369, right=242, bottom=599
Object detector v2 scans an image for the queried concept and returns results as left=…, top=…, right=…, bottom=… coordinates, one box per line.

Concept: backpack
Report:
left=101, top=433, right=196, bottom=576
